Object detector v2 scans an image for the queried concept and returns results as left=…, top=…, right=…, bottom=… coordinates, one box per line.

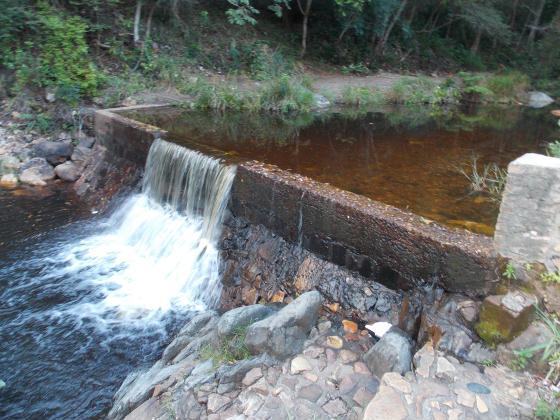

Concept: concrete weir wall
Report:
left=95, top=106, right=499, bottom=296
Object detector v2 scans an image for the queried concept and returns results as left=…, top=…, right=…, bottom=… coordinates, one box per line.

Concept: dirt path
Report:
left=126, top=71, right=437, bottom=106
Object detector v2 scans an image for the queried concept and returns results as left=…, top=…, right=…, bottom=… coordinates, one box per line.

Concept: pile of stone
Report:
left=0, top=123, right=95, bottom=188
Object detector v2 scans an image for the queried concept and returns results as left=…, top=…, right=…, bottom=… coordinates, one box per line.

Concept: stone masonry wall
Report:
left=495, top=153, right=560, bottom=272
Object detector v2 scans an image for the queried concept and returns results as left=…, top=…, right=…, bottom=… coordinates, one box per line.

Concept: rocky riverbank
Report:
left=107, top=291, right=554, bottom=420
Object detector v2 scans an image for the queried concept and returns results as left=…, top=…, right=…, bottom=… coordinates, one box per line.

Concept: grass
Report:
left=341, top=86, right=385, bottom=106
left=520, top=306, right=560, bottom=383
left=541, top=271, right=560, bottom=285
left=535, top=399, right=560, bottom=420
left=458, top=156, right=508, bottom=202
left=388, top=76, right=460, bottom=106
left=200, top=325, right=251, bottom=367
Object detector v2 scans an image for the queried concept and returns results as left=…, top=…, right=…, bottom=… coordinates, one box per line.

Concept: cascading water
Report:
left=0, top=138, right=236, bottom=419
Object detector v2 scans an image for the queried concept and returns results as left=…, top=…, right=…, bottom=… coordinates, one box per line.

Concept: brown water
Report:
left=125, top=105, right=556, bottom=235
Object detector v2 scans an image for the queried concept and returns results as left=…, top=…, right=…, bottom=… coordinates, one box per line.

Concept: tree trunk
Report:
left=510, top=0, right=519, bottom=29
left=528, top=0, right=546, bottom=46
left=134, top=0, right=143, bottom=45
left=145, top=2, right=157, bottom=41
left=297, top=0, right=313, bottom=57
left=471, top=28, right=482, bottom=53
left=375, top=0, right=408, bottom=55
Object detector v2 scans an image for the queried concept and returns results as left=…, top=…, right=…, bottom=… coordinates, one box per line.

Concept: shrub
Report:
left=7, top=5, right=103, bottom=101
left=388, top=76, right=459, bottom=105
left=258, top=74, right=315, bottom=113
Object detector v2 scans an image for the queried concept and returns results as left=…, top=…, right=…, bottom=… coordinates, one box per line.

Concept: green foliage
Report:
left=511, top=348, right=533, bottom=371
left=547, top=141, right=560, bottom=158
left=18, top=112, right=55, bottom=134
left=226, top=0, right=259, bottom=26
left=483, top=71, right=530, bottom=101
left=388, top=76, right=459, bottom=106
left=541, top=271, right=560, bottom=285
left=535, top=399, right=560, bottom=420
left=503, top=262, right=517, bottom=280
left=341, top=86, right=384, bottom=106
left=200, top=325, right=251, bottom=367
left=458, top=156, right=507, bottom=203
left=341, top=63, right=370, bottom=75
left=258, top=74, right=315, bottom=113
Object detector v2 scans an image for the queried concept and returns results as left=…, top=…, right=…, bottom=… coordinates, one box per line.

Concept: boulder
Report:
left=34, top=141, right=73, bottom=165
left=313, top=93, right=330, bottom=109
left=245, top=291, right=322, bottom=359
left=363, top=327, right=413, bottom=377
left=19, top=158, right=55, bottom=186
left=55, top=161, right=80, bottom=182
left=0, top=174, right=18, bottom=189
left=527, top=91, right=554, bottom=108
left=475, top=290, right=537, bottom=345
left=496, top=321, right=554, bottom=374
left=71, top=145, right=92, bottom=165
left=0, top=155, right=21, bottom=174
left=79, top=136, right=95, bottom=149
left=217, top=304, right=275, bottom=339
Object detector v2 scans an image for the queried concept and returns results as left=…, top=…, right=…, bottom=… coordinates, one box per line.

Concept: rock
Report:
left=340, top=349, right=358, bottom=363
left=79, top=136, right=95, bottom=148
left=217, top=304, right=275, bottom=338
left=0, top=173, right=18, bottom=188
left=413, top=342, right=435, bottom=378
left=381, top=372, right=412, bottom=394
left=342, top=319, right=358, bottom=334
left=207, top=394, right=231, bottom=414
left=466, top=343, right=496, bottom=364
left=19, top=158, right=55, bottom=186
left=363, top=327, right=413, bottom=377
left=297, top=384, right=323, bottom=402
left=475, top=291, right=537, bottom=345
left=418, top=306, right=475, bottom=358
left=321, top=398, right=346, bottom=417
left=365, top=321, right=392, bottom=338
left=527, top=91, right=554, bottom=108
left=0, top=155, right=21, bottom=174
left=457, top=299, right=479, bottom=325
left=242, top=367, right=263, bottom=387
left=313, top=93, right=330, bottom=109
left=245, top=291, right=322, bottom=359
left=435, top=357, right=456, bottom=381
left=34, top=141, right=73, bottom=165
left=476, top=395, right=489, bottom=414
left=290, top=356, right=312, bottom=374
left=217, top=354, right=274, bottom=384
left=71, top=145, right=92, bottom=165
left=270, top=290, right=285, bottom=303
left=55, top=161, right=80, bottom=182
left=353, top=387, right=375, bottom=407
left=363, top=385, right=408, bottom=420
left=326, top=335, right=344, bottom=349
left=454, top=387, right=476, bottom=408
left=45, top=90, right=56, bottom=103
left=162, top=311, right=217, bottom=363
left=496, top=321, right=554, bottom=373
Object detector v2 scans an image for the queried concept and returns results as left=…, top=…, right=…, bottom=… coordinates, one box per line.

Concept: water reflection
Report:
left=126, top=105, right=556, bottom=235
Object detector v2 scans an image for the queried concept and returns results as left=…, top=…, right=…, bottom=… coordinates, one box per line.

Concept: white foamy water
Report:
left=40, top=139, right=236, bottom=327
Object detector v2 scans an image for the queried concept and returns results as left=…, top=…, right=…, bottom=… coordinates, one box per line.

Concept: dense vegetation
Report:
left=1, top=0, right=559, bottom=108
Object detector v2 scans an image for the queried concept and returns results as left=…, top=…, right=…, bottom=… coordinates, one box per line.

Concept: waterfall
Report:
left=143, top=138, right=236, bottom=241
left=25, top=138, right=237, bottom=326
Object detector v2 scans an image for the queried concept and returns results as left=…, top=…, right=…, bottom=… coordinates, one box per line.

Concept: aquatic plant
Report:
left=458, top=156, right=508, bottom=203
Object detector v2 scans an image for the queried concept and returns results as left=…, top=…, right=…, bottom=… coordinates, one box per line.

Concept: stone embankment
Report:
left=107, top=291, right=552, bottom=420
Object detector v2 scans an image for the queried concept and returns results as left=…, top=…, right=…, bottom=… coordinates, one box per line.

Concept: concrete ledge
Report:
left=94, top=105, right=499, bottom=296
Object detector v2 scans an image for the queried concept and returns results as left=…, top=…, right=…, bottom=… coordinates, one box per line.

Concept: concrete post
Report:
left=494, top=153, right=560, bottom=271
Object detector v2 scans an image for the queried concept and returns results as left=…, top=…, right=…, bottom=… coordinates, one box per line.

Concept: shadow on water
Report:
left=126, top=104, right=556, bottom=235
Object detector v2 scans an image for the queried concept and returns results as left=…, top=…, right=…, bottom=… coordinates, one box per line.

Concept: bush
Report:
left=5, top=4, right=103, bottom=101
left=389, top=76, right=459, bottom=105
left=258, top=74, right=315, bottom=113
left=547, top=141, right=560, bottom=158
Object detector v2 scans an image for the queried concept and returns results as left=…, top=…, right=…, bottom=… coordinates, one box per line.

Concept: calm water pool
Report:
left=126, top=105, right=556, bottom=235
